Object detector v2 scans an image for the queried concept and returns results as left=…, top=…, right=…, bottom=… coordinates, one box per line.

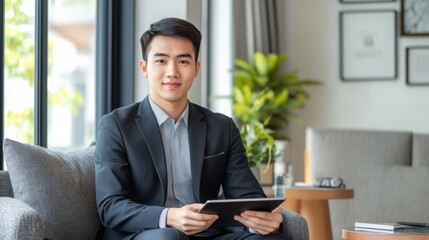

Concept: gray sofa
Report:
left=0, top=138, right=309, bottom=240
left=306, top=127, right=429, bottom=240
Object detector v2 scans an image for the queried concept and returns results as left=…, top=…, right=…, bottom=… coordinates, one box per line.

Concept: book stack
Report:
left=354, top=222, right=408, bottom=234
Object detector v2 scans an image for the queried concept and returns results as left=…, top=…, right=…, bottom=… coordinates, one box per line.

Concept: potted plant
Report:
left=240, top=119, right=275, bottom=168
left=239, top=118, right=275, bottom=183
left=232, top=52, right=321, bottom=180
left=233, top=52, right=321, bottom=139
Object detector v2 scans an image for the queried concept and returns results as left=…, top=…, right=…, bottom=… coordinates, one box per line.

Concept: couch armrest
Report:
left=281, top=208, right=309, bottom=240
left=0, top=197, right=44, bottom=240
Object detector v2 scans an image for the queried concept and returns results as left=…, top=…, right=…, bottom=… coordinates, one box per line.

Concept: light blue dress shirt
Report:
left=148, top=97, right=195, bottom=228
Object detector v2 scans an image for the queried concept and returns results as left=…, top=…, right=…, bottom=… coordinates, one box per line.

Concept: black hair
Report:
left=140, top=17, right=202, bottom=62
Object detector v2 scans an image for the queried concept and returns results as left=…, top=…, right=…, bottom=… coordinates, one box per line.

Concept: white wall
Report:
left=280, top=1, right=429, bottom=182
left=134, top=0, right=203, bottom=104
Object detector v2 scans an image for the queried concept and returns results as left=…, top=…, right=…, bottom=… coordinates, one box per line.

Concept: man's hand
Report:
left=166, top=203, right=219, bottom=235
left=233, top=207, right=283, bottom=235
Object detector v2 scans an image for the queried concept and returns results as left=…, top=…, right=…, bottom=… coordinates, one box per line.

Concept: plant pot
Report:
left=251, top=164, right=273, bottom=185
left=259, top=163, right=273, bottom=185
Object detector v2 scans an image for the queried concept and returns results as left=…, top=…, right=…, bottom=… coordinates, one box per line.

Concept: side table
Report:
left=342, top=227, right=429, bottom=240
left=281, top=187, right=354, bottom=240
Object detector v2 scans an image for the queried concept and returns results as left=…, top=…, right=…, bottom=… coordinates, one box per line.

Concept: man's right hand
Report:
left=166, top=203, right=219, bottom=235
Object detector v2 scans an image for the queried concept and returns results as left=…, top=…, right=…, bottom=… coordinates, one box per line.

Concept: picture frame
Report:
left=406, top=46, right=429, bottom=85
left=340, top=10, right=397, bottom=81
left=401, top=0, right=429, bottom=36
left=340, top=0, right=395, bottom=3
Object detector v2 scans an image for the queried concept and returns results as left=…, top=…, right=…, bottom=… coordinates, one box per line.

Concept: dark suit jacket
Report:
left=95, top=97, right=265, bottom=240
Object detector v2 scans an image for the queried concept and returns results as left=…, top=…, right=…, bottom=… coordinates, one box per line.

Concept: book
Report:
left=354, top=226, right=429, bottom=235
left=354, top=222, right=408, bottom=231
left=354, top=227, right=395, bottom=234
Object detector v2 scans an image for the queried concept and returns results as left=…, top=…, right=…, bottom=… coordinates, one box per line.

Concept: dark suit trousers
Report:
left=132, top=228, right=288, bottom=240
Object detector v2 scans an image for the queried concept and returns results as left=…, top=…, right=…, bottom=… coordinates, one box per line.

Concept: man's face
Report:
left=140, top=35, right=200, bottom=107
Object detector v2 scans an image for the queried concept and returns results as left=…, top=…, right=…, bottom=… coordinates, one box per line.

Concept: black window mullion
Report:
left=96, top=0, right=134, bottom=128
left=96, top=0, right=112, bottom=122
left=0, top=0, right=4, bottom=169
left=34, top=0, right=48, bottom=147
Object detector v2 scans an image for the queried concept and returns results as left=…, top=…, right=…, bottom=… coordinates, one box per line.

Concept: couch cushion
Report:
left=3, top=138, right=101, bottom=239
left=306, top=128, right=412, bottom=171
left=0, top=171, right=13, bottom=198
left=412, top=134, right=429, bottom=167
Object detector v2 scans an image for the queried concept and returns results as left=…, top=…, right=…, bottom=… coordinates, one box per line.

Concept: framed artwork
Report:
left=340, top=0, right=395, bottom=3
left=401, top=0, right=429, bottom=36
left=406, top=46, right=429, bottom=85
left=340, top=10, right=397, bottom=81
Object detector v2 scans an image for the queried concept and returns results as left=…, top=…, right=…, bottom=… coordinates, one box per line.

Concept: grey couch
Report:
left=0, top=138, right=309, bottom=240
left=306, top=127, right=429, bottom=240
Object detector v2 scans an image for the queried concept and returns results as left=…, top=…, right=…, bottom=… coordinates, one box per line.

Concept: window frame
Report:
left=34, top=0, right=48, bottom=147
left=0, top=0, right=5, bottom=168
left=96, top=0, right=135, bottom=125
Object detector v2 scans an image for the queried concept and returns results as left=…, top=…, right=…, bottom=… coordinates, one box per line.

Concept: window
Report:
left=4, top=0, right=36, bottom=145
left=2, top=0, right=97, bottom=169
left=47, top=0, right=96, bottom=150
left=2, top=0, right=135, bottom=170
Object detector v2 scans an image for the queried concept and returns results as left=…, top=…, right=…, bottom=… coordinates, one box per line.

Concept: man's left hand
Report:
left=233, top=207, right=282, bottom=235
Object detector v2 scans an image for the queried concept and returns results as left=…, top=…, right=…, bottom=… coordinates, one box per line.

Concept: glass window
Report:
left=47, top=0, right=96, bottom=150
left=3, top=0, right=96, bottom=169
left=4, top=0, right=36, bottom=145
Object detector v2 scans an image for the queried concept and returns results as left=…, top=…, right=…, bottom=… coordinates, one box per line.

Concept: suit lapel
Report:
left=135, top=97, right=167, bottom=200
left=188, top=104, right=207, bottom=202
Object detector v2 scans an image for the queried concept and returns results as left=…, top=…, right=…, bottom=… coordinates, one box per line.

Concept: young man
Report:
left=95, top=17, right=285, bottom=240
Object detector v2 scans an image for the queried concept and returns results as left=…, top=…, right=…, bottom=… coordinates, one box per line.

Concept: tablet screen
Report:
left=198, top=198, right=285, bottom=227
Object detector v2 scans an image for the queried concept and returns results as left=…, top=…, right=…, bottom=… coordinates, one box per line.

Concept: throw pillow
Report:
left=4, top=138, right=101, bottom=239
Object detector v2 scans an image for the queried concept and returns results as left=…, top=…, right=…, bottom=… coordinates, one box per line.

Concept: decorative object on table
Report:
left=340, top=10, right=397, bottom=81
left=401, top=0, right=429, bottom=36
left=406, top=46, right=429, bottom=85
left=273, top=140, right=288, bottom=175
left=273, top=140, right=293, bottom=197
left=273, top=166, right=294, bottom=198
left=232, top=52, right=321, bottom=182
left=340, top=0, right=395, bottom=3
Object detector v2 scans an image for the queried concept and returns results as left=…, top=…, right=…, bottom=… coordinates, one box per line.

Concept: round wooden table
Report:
left=342, top=227, right=429, bottom=240
left=281, top=187, right=354, bottom=240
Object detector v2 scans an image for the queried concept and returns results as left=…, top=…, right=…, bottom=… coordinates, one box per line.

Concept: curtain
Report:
left=234, top=0, right=280, bottom=60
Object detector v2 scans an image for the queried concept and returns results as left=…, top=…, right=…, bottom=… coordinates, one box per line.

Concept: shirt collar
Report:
left=148, top=96, right=189, bottom=127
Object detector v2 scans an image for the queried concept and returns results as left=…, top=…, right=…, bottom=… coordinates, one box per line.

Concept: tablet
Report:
left=198, top=198, right=285, bottom=227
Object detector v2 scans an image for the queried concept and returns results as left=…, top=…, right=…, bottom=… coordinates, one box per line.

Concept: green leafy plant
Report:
left=233, top=52, right=321, bottom=140
left=232, top=52, right=321, bottom=167
left=240, top=119, right=275, bottom=168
